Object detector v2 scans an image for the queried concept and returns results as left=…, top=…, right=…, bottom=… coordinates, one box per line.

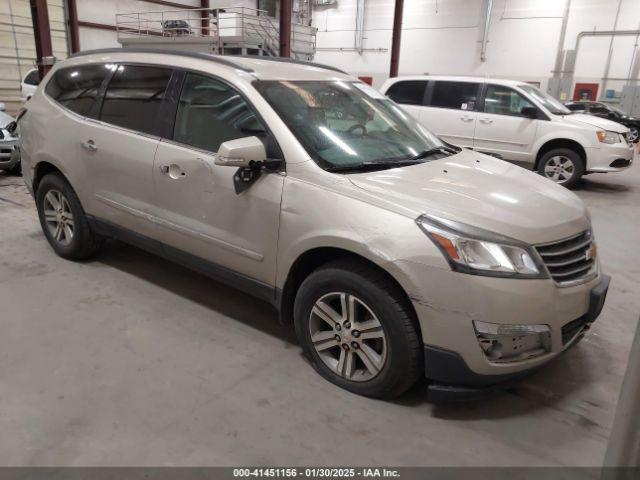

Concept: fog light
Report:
left=473, top=321, right=551, bottom=363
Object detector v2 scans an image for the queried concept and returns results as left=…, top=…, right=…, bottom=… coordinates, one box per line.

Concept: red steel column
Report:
left=30, top=0, right=54, bottom=77
left=201, top=0, right=210, bottom=36
left=67, top=0, right=80, bottom=53
left=279, top=0, right=292, bottom=57
left=389, top=0, right=404, bottom=78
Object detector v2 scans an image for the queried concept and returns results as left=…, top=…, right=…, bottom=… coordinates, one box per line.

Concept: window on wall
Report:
left=100, top=65, right=173, bottom=137
left=483, top=84, right=535, bottom=117
left=173, top=73, right=267, bottom=153
left=385, top=81, right=427, bottom=106
left=429, top=81, right=480, bottom=111
left=44, top=65, right=109, bottom=117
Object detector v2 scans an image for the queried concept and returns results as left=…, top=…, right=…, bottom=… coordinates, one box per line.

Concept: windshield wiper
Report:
left=409, top=146, right=458, bottom=160
left=325, top=159, right=426, bottom=172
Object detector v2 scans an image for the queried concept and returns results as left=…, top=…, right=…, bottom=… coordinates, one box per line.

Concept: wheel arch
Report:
left=32, top=160, right=67, bottom=193
left=277, top=247, right=420, bottom=334
left=534, top=138, right=586, bottom=170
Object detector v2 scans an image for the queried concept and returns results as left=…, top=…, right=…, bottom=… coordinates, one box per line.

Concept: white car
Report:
left=0, top=102, right=19, bottom=173
left=21, top=68, right=40, bottom=101
left=380, top=76, right=634, bottom=188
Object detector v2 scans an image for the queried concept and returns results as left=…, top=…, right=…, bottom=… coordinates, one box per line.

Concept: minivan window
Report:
left=429, top=81, right=479, bottom=111
left=385, top=81, right=427, bottom=105
left=45, top=65, right=109, bottom=117
left=483, top=85, right=535, bottom=117
left=174, top=73, right=267, bottom=152
left=24, top=69, right=40, bottom=86
left=100, top=65, right=172, bottom=137
left=519, top=84, right=570, bottom=115
left=566, top=103, right=585, bottom=111
left=255, top=80, right=446, bottom=170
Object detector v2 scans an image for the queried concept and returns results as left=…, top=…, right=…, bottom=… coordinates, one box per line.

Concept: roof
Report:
left=69, top=48, right=352, bottom=81
left=383, top=75, right=530, bottom=88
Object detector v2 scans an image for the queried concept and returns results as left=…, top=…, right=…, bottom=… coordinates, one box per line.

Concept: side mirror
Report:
left=521, top=106, right=538, bottom=119
left=215, top=136, right=266, bottom=168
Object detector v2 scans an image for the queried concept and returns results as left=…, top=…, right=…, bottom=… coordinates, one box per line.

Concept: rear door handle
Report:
left=479, top=118, right=493, bottom=124
left=460, top=116, right=474, bottom=122
left=81, top=140, right=97, bottom=152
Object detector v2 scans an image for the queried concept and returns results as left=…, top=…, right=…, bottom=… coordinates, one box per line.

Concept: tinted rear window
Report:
left=45, top=65, right=109, bottom=117
left=385, top=81, right=427, bottom=105
left=429, top=81, right=479, bottom=110
left=24, top=69, right=40, bottom=85
left=100, top=65, right=173, bottom=137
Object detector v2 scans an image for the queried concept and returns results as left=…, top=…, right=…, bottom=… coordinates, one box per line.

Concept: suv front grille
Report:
left=535, top=231, right=596, bottom=285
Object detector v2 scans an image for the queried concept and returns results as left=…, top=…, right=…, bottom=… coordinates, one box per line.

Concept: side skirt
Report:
left=88, top=216, right=279, bottom=307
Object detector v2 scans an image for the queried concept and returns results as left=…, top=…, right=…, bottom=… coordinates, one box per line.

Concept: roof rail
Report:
left=68, top=48, right=255, bottom=73
left=227, top=55, right=349, bottom=75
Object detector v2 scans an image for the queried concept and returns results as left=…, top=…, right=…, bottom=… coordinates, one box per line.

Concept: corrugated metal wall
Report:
left=0, top=0, right=68, bottom=114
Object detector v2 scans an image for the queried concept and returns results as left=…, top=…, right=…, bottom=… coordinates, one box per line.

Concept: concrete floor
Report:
left=0, top=164, right=638, bottom=467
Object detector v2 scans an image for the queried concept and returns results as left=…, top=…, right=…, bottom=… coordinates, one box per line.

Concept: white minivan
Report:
left=380, top=76, right=634, bottom=188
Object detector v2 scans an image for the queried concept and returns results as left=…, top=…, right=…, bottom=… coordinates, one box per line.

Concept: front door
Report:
left=152, top=72, right=284, bottom=287
left=473, top=84, right=539, bottom=163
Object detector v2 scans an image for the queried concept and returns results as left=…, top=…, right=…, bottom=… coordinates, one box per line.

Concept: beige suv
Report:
left=19, top=49, right=610, bottom=399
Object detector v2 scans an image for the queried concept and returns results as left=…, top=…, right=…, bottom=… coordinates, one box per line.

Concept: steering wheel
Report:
left=347, top=124, right=367, bottom=136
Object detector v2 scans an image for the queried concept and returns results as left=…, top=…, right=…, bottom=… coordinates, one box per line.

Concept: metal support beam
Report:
left=280, top=0, right=292, bottom=57
left=29, top=0, right=54, bottom=78
left=389, top=0, right=404, bottom=78
left=66, top=0, right=80, bottom=53
left=201, top=0, right=210, bottom=36
left=480, top=0, right=494, bottom=62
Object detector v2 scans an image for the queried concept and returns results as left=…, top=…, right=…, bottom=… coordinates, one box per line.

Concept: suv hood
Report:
left=562, top=113, right=628, bottom=133
left=347, top=150, right=590, bottom=245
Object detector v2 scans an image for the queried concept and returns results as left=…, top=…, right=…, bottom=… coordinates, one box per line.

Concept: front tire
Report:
left=36, top=173, right=103, bottom=260
left=294, top=259, right=422, bottom=399
left=628, top=126, right=639, bottom=143
left=537, top=148, right=584, bottom=189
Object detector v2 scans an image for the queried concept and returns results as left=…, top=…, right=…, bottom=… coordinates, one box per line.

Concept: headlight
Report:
left=416, top=215, right=547, bottom=278
left=596, top=130, right=620, bottom=144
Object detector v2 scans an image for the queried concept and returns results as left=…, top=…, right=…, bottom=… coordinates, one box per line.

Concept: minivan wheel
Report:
left=294, top=259, right=422, bottom=399
left=537, top=148, right=584, bottom=189
left=36, top=173, right=103, bottom=260
left=628, top=127, right=639, bottom=143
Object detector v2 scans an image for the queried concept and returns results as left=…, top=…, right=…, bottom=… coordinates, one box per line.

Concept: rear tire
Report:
left=36, top=173, right=103, bottom=260
left=537, top=148, right=584, bottom=189
left=294, top=259, right=422, bottom=399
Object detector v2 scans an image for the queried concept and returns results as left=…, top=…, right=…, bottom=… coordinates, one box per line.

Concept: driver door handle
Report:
left=479, top=118, right=493, bottom=124
left=460, top=116, right=474, bottom=122
left=81, top=140, right=97, bottom=152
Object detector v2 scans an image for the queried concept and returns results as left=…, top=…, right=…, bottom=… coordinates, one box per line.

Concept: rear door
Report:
left=473, top=84, right=539, bottom=162
left=79, top=64, right=173, bottom=238
left=422, top=80, right=480, bottom=147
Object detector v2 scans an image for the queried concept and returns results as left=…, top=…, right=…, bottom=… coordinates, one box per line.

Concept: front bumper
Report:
left=0, top=139, right=19, bottom=171
left=586, top=142, right=634, bottom=172
left=424, top=274, right=610, bottom=400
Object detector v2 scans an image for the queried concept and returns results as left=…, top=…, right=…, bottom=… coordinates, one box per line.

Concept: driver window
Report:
left=484, top=85, right=534, bottom=117
left=173, top=73, right=267, bottom=152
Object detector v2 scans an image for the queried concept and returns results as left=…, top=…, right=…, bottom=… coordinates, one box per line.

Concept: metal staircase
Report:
left=116, top=6, right=316, bottom=61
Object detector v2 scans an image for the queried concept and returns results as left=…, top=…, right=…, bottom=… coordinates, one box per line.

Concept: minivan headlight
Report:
left=596, top=130, right=620, bottom=144
left=416, top=215, right=547, bottom=278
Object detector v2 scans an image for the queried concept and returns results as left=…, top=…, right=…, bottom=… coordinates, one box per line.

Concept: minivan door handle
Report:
left=81, top=140, right=97, bottom=152
left=479, top=118, right=494, bottom=124
left=460, top=116, right=474, bottom=122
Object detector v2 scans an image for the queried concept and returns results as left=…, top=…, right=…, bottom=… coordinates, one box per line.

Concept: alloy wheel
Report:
left=43, top=189, right=75, bottom=246
left=309, top=292, right=388, bottom=382
left=543, top=155, right=575, bottom=184
left=628, top=128, right=639, bottom=143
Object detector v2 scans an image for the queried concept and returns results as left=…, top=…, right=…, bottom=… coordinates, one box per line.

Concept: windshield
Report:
left=254, top=80, right=448, bottom=170
left=519, top=84, right=571, bottom=116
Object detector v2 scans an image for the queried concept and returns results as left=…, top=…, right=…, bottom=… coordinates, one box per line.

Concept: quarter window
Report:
left=24, top=69, right=40, bottom=86
left=100, top=65, right=173, bottom=137
left=173, top=73, right=266, bottom=152
left=483, top=85, right=535, bottom=117
left=45, top=65, right=109, bottom=117
left=385, top=81, right=427, bottom=105
left=429, top=81, right=480, bottom=111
